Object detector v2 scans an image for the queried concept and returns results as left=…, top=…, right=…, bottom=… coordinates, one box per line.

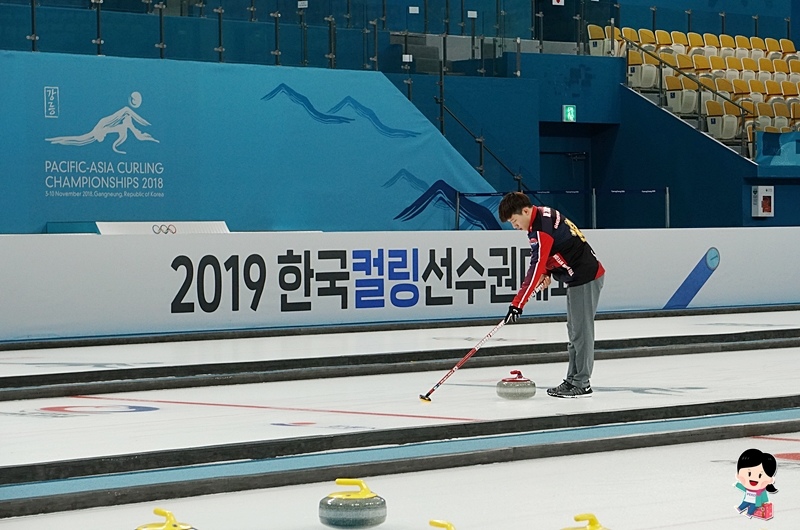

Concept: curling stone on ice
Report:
left=429, top=520, right=456, bottom=529
left=560, top=513, right=611, bottom=530
left=135, top=508, right=196, bottom=530
left=496, top=370, right=536, bottom=400
left=319, top=478, right=387, bottom=528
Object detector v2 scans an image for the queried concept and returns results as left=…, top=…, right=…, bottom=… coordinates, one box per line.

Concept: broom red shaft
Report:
left=419, top=318, right=506, bottom=401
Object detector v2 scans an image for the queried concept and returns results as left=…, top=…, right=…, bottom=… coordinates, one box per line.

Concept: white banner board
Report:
left=1, top=228, right=798, bottom=342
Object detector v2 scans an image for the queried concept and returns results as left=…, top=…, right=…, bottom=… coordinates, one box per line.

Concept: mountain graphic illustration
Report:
left=328, top=96, right=420, bottom=138
left=46, top=106, right=158, bottom=155
left=382, top=169, right=429, bottom=193
left=261, top=84, right=354, bottom=124
left=395, top=179, right=501, bottom=230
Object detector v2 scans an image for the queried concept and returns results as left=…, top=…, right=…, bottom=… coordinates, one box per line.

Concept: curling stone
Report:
left=496, top=370, right=536, bottom=400
left=560, top=513, right=611, bottom=530
left=135, top=508, right=196, bottom=530
left=319, top=478, right=387, bottom=528
left=429, top=520, right=456, bottom=529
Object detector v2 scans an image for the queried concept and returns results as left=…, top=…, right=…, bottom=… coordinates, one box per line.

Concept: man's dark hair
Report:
left=498, top=192, right=532, bottom=222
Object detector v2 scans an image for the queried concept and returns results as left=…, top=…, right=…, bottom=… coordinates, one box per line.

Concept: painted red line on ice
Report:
left=73, top=395, right=480, bottom=422
left=751, top=435, right=800, bottom=443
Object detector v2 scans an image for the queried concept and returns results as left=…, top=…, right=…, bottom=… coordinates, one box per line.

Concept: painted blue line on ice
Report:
left=664, top=247, right=720, bottom=310
left=2, top=406, right=799, bottom=501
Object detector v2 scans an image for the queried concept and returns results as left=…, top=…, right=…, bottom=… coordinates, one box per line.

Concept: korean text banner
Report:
left=1, top=227, right=799, bottom=342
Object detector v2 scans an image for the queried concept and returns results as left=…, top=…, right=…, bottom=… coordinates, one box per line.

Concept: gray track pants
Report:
left=565, top=275, right=604, bottom=389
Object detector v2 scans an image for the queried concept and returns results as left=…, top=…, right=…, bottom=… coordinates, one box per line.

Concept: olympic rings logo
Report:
left=152, top=224, right=177, bottom=234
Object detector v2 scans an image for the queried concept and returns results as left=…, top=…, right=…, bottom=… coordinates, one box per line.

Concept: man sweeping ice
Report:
left=498, top=192, right=605, bottom=398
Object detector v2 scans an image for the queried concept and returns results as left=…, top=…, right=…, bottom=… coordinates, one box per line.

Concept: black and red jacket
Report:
left=512, top=206, right=605, bottom=309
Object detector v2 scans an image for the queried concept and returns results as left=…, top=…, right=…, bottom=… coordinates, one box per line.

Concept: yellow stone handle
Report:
left=327, top=478, right=378, bottom=499
left=564, top=513, right=606, bottom=530
left=429, top=520, right=455, bottom=529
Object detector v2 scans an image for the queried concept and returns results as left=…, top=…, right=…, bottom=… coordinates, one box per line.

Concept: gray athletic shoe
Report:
left=546, top=380, right=573, bottom=397
left=552, top=383, right=593, bottom=398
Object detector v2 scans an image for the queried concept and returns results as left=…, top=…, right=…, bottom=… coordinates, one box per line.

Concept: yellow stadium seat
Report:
left=731, top=78, right=751, bottom=101
left=756, top=101, right=775, bottom=128
left=772, top=101, right=791, bottom=128
left=587, top=24, right=608, bottom=56
left=621, top=26, right=638, bottom=44
left=708, top=55, right=725, bottom=78
left=758, top=57, right=776, bottom=82
left=638, top=28, right=657, bottom=53
left=723, top=100, right=748, bottom=138
left=680, top=76, right=700, bottom=114
left=765, top=80, right=786, bottom=106
left=779, top=80, right=800, bottom=107
left=780, top=38, right=799, bottom=62
left=773, top=59, right=790, bottom=84
left=670, top=31, right=689, bottom=55
left=719, top=34, right=736, bottom=59
left=734, top=35, right=752, bottom=59
left=703, top=33, right=721, bottom=56
left=688, top=32, right=706, bottom=56
left=715, top=78, right=733, bottom=102
left=748, top=79, right=767, bottom=104
left=765, top=38, right=783, bottom=61
left=790, top=101, right=800, bottom=129
left=788, top=59, right=800, bottom=84
left=655, top=29, right=674, bottom=54
left=740, top=57, right=759, bottom=82
left=676, top=53, right=694, bottom=72
left=698, top=77, right=716, bottom=114
left=750, top=36, right=767, bottom=61
left=659, top=52, right=677, bottom=85
left=692, top=54, right=712, bottom=78
left=723, top=56, right=742, bottom=81
left=627, top=50, right=657, bottom=88
left=664, top=75, right=683, bottom=113
left=705, top=100, right=737, bottom=139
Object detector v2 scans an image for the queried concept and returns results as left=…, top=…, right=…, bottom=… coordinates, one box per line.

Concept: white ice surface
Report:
left=2, top=432, right=799, bottom=529
left=2, top=345, right=800, bottom=466
left=0, top=310, right=797, bottom=377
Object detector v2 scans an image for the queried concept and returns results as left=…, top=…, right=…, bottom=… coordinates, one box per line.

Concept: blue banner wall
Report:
left=0, top=51, right=499, bottom=233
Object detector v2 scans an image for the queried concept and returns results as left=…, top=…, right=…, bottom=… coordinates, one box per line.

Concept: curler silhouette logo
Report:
left=46, top=91, right=159, bottom=154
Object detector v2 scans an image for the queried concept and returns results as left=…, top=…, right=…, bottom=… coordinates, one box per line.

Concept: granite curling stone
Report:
left=496, top=370, right=536, bottom=400
left=319, top=478, right=387, bottom=528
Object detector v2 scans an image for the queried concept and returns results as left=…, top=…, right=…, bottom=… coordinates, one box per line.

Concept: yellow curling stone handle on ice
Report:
left=135, top=508, right=196, bottom=530
left=561, top=513, right=610, bottom=530
left=429, top=520, right=456, bottom=529
left=327, top=478, right=379, bottom=499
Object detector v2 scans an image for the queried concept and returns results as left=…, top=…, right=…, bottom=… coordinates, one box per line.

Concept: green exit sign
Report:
left=562, top=104, right=577, bottom=122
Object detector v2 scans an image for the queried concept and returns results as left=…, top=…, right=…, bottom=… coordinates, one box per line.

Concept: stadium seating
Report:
left=603, top=23, right=800, bottom=146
